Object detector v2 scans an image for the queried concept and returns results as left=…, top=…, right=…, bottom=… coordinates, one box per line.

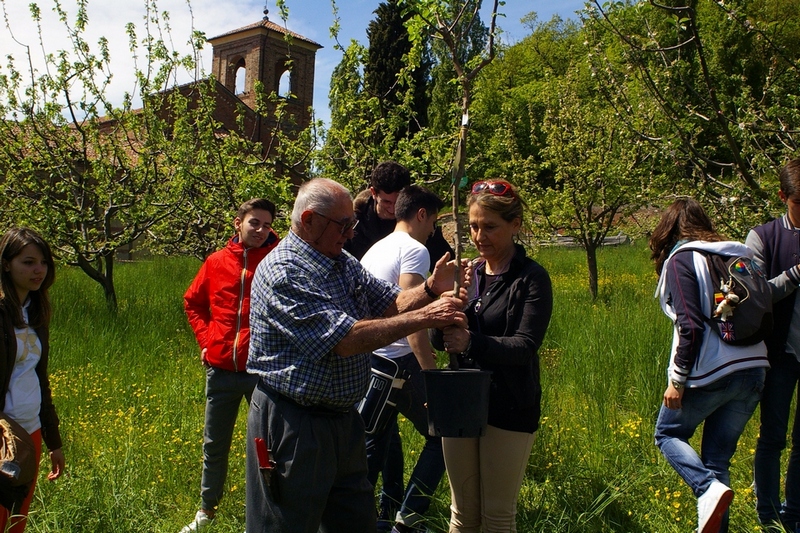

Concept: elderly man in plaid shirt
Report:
left=245, top=178, right=468, bottom=533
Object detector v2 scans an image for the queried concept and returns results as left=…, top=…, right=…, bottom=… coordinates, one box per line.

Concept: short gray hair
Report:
left=291, top=178, right=353, bottom=230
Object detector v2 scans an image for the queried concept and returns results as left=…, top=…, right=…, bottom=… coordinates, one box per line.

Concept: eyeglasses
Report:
left=314, top=212, right=359, bottom=235
left=471, top=180, right=515, bottom=198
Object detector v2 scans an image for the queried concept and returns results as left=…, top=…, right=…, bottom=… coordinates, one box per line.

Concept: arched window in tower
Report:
left=275, top=60, right=294, bottom=99
left=234, top=57, right=247, bottom=95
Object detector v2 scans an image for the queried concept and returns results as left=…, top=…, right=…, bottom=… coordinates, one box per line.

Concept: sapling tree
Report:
left=405, top=0, right=500, bottom=272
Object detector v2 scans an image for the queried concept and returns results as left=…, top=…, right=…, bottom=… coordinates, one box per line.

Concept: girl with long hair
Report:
left=0, top=228, right=64, bottom=532
left=650, top=199, right=768, bottom=532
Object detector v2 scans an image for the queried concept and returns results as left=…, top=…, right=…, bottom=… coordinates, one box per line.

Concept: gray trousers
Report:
left=200, top=366, right=259, bottom=510
left=246, top=381, right=377, bottom=533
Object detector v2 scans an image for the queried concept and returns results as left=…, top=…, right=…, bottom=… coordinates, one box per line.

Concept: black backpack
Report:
left=677, top=248, right=773, bottom=346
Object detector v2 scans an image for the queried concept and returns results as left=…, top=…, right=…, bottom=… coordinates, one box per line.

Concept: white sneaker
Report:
left=697, top=480, right=734, bottom=533
left=179, top=510, right=213, bottom=533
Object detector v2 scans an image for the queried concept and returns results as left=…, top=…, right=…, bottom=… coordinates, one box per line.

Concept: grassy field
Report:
left=27, top=242, right=772, bottom=532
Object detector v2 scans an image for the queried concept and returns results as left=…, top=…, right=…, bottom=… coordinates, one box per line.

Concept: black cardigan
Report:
left=0, top=307, right=62, bottom=452
left=432, top=244, right=553, bottom=433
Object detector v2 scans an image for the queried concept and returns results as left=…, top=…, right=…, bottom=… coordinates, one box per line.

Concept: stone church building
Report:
left=204, top=10, right=321, bottom=146
left=208, top=10, right=322, bottom=136
left=145, top=9, right=321, bottom=172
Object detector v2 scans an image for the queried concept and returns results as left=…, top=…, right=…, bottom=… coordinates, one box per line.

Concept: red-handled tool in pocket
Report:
left=254, top=437, right=280, bottom=502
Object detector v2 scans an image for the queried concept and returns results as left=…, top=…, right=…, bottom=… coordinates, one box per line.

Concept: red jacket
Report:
left=184, top=230, right=280, bottom=371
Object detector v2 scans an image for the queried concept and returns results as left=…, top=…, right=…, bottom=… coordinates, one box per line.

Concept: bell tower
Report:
left=208, top=9, right=321, bottom=132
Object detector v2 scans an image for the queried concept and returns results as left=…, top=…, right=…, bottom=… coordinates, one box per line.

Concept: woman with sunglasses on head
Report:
left=432, top=180, right=553, bottom=532
left=0, top=228, right=64, bottom=532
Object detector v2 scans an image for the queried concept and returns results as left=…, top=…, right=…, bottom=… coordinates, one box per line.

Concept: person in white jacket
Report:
left=649, top=198, right=769, bottom=533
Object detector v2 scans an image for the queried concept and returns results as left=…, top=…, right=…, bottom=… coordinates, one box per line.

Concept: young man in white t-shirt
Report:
left=360, top=185, right=446, bottom=533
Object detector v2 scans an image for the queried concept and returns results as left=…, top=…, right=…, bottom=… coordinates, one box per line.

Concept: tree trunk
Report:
left=586, top=243, right=599, bottom=301
left=76, top=251, right=118, bottom=312
left=102, top=250, right=117, bottom=311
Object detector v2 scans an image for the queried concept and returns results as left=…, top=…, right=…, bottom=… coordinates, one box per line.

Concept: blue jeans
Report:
left=365, top=353, right=445, bottom=526
left=200, top=367, right=259, bottom=511
left=655, top=367, right=765, bottom=533
left=754, top=352, right=800, bottom=525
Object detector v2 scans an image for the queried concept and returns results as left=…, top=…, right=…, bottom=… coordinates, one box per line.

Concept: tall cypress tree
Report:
left=364, top=0, right=430, bottom=139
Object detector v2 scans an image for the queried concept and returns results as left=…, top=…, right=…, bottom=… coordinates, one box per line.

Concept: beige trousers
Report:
left=442, top=425, right=536, bottom=533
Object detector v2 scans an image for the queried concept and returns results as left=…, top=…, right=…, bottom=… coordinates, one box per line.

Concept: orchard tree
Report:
left=584, top=0, right=800, bottom=234
left=467, top=13, right=667, bottom=298
left=143, top=1, right=304, bottom=258
left=468, top=14, right=579, bottom=187
left=144, top=84, right=300, bottom=260
left=319, top=39, right=394, bottom=192
left=0, top=0, right=188, bottom=309
left=0, top=0, right=298, bottom=309
left=534, top=68, right=662, bottom=299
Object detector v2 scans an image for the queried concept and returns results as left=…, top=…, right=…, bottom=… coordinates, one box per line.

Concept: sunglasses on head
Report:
left=471, top=180, right=515, bottom=198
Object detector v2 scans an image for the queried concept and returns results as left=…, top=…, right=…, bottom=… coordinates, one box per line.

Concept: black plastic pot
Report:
left=422, top=369, right=491, bottom=438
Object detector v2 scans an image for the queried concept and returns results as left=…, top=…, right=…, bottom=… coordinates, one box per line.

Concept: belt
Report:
left=258, top=378, right=350, bottom=416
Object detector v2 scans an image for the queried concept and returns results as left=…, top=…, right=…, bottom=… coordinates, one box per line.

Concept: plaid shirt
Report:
left=247, top=230, right=400, bottom=409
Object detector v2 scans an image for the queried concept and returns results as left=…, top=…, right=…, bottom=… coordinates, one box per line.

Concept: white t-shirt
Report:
left=6, top=300, right=43, bottom=434
left=361, top=231, right=430, bottom=359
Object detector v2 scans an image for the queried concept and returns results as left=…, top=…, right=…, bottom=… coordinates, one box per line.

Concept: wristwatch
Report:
left=671, top=380, right=685, bottom=390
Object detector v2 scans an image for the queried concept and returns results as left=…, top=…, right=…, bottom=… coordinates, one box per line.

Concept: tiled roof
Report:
left=208, top=17, right=322, bottom=48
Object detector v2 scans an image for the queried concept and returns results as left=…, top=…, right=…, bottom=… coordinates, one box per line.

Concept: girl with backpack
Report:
left=650, top=198, right=769, bottom=533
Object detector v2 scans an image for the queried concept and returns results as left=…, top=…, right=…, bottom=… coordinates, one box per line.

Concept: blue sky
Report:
left=0, top=1, right=585, bottom=126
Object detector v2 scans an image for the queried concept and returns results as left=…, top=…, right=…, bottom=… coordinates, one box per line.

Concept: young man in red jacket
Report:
left=181, top=198, right=280, bottom=532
